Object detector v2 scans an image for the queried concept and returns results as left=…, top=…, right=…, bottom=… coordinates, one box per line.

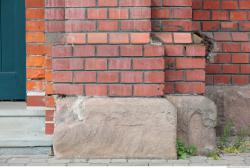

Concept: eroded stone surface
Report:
left=206, top=86, right=250, bottom=136
left=54, top=97, right=177, bottom=159
left=166, top=96, right=217, bottom=155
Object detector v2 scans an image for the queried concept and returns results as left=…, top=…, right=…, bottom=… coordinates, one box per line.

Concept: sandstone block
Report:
left=206, top=85, right=250, bottom=136
left=166, top=96, right=217, bottom=155
left=54, top=97, right=177, bottom=159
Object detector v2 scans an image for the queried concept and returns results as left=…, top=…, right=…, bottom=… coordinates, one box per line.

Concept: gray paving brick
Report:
left=70, top=158, right=88, bottom=163
left=31, top=158, right=49, bottom=163
left=27, top=163, right=49, bottom=166
left=7, top=157, right=31, bottom=164
left=168, top=160, right=190, bottom=164
left=127, top=159, right=151, bottom=163
left=110, top=159, right=127, bottom=163
left=190, top=156, right=208, bottom=162
left=88, top=159, right=111, bottom=164
left=149, top=163, right=173, bottom=166
left=48, top=158, right=71, bottom=164
left=150, top=159, right=168, bottom=164
left=67, top=162, right=91, bottom=166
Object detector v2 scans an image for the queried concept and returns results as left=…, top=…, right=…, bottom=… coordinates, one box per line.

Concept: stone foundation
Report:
left=206, top=85, right=250, bottom=136
left=53, top=97, right=177, bottom=159
left=166, top=96, right=217, bottom=155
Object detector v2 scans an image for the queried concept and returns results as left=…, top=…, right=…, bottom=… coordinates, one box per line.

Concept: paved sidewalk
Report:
left=0, top=153, right=250, bottom=166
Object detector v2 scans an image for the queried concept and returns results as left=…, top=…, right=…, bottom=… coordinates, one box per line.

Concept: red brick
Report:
left=130, top=8, right=151, bottom=19
left=109, top=8, right=129, bottom=19
left=98, top=21, right=118, bottom=31
left=73, top=72, right=96, bottom=83
left=87, top=9, right=107, bottom=19
left=109, top=85, right=132, bottom=96
left=99, top=0, right=118, bottom=6
left=176, top=58, right=205, bottom=69
left=65, top=0, right=96, bottom=7
left=134, top=85, right=164, bottom=97
left=85, top=85, right=108, bottom=96
left=165, top=45, right=185, bottom=56
left=239, top=0, right=250, bottom=9
left=73, top=45, right=95, bottom=57
left=120, top=46, right=143, bottom=56
left=53, top=84, right=83, bottom=95
left=87, top=33, right=108, bottom=44
left=144, top=72, right=164, bottom=83
left=109, top=33, right=129, bottom=44
left=53, top=71, right=72, bottom=82
left=221, top=0, right=238, bottom=9
left=232, top=54, right=249, bottom=63
left=165, top=70, right=184, bottom=81
left=173, top=33, right=192, bottom=43
left=120, top=72, right=143, bottom=83
left=109, top=59, right=131, bottom=70
left=212, top=11, right=229, bottom=20
left=133, top=58, right=164, bottom=70
left=241, top=65, right=250, bottom=74
left=144, top=45, right=164, bottom=57
left=52, top=46, right=72, bottom=57
left=230, top=11, right=248, bottom=20
left=193, top=11, right=211, bottom=20
left=130, top=33, right=150, bottom=44
left=223, top=65, right=240, bottom=74
left=175, top=82, right=205, bottom=94
left=214, top=75, right=231, bottom=84
left=98, top=72, right=119, bottom=83
left=65, top=8, right=85, bottom=19
left=96, top=45, right=119, bottom=57
left=185, top=70, right=205, bottom=81
left=204, top=0, right=220, bottom=9
left=232, top=76, right=249, bottom=85
left=206, top=64, right=222, bottom=74
left=85, top=59, right=107, bottom=70
left=202, top=21, right=220, bottom=31
left=186, top=45, right=206, bottom=56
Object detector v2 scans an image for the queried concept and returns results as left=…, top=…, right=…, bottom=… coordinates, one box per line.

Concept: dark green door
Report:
left=0, top=0, right=26, bottom=100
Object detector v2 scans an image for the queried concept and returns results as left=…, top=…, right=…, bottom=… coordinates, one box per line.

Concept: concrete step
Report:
left=0, top=133, right=52, bottom=147
left=0, top=102, right=52, bottom=147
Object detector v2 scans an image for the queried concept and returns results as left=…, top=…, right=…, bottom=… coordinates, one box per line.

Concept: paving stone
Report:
left=31, top=158, right=48, bottom=163
left=168, top=160, right=190, bottom=164
left=149, top=163, right=173, bottom=166
left=222, top=155, right=245, bottom=161
left=67, top=163, right=91, bottom=166
left=88, top=163, right=109, bottom=166
left=127, top=159, right=151, bottom=163
left=88, top=159, right=111, bottom=164
left=48, top=158, right=71, bottom=164
left=70, top=159, right=88, bottom=163
left=110, top=159, right=128, bottom=163
left=7, top=157, right=30, bottom=164
left=189, top=163, right=210, bottom=166
left=190, top=156, right=208, bottom=162
left=150, top=159, right=168, bottom=164
left=27, top=163, right=49, bottom=166
left=8, top=163, right=26, bottom=166
left=48, top=163, right=67, bottom=166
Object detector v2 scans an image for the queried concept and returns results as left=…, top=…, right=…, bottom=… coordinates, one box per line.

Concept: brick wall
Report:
left=193, top=0, right=250, bottom=85
left=48, top=0, right=166, bottom=97
left=26, top=0, right=46, bottom=105
left=152, top=0, right=207, bottom=94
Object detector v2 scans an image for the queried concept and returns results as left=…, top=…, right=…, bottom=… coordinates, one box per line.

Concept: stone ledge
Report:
left=53, top=97, right=177, bottom=159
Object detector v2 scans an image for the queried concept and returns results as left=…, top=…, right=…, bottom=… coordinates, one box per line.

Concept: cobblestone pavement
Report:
left=0, top=153, right=250, bottom=166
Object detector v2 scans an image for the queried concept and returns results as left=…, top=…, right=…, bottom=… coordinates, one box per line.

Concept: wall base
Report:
left=206, top=85, right=250, bottom=136
left=53, top=97, right=177, bottom=159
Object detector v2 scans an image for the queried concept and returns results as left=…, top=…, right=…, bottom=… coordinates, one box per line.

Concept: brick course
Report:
left=193, top=0, right=250, bottom=86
